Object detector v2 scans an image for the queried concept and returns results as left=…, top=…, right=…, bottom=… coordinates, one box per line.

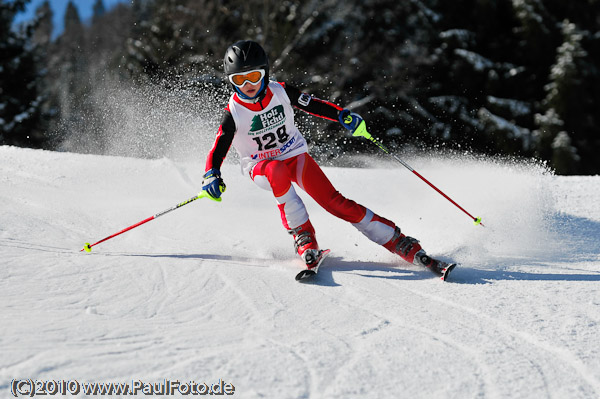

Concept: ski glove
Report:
left=202, top=168, right=226, bottom=200
left=339, top=109, right=368, bottom=138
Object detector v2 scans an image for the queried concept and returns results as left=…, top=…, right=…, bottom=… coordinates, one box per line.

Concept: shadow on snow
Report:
left=108, top=252, right=600, bottom=286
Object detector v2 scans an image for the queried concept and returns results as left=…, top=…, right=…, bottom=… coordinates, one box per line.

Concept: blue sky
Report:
left=15, top=0, right=129, bottom=37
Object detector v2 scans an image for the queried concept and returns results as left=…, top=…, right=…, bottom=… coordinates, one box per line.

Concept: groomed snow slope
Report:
left=1, top=145, right=599, bottom=398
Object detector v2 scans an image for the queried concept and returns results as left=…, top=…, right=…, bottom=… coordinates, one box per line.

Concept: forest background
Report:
left=2, top=0, right=599, bottom=175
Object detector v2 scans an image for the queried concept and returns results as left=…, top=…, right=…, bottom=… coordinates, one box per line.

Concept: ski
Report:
left=415, top=252, right=457, bottom=281
left=428, top=259, right=457, bottom=281
left=295, top=249, right=331, bottom=281
left=440, top=263, right=457, bottom=281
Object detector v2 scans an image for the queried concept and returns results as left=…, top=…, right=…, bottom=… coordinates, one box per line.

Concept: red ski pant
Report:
left=251, top=153, right=396, bottom=245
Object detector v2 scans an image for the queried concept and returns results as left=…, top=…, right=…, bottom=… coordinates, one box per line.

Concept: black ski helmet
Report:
left=223, top=40, right=269, bottom=99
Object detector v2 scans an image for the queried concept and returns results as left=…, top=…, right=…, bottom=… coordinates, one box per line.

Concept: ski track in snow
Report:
left=1, top=145, right=600, bottom=398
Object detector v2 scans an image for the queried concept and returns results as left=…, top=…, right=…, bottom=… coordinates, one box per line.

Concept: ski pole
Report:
left=352, top=121, right=483, bottom=227
left=81, top=189, right=222, bottom=253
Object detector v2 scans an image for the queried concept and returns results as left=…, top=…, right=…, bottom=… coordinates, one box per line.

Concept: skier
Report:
left=202, top=40, right=450, bottom=276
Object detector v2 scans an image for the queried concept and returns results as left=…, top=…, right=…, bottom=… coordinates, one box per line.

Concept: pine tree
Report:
left=31, top=0, right=55, bottom=145
left=7, top=0, right=600, bottom=173
left=279, top=0, right=445, bottom=160
left=92, top=0, right=106, bottom=23
left=551, top=131, right=579, bottom=175
left=396, top=0, right=525, bottom=153
left=32, top=0, right=52, bottom=45
left=535, top=19, right=589, bottom=174
left=47, top=1, right=94, bottom=149
left=0, top=0, right=45, bottom=147
left=126, top=0, right=193, bottom=81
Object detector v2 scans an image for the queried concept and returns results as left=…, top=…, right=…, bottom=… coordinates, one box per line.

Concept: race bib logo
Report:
left=250, top=105, right=285, bottom=134
left=250, top=136, right=296, bottom=160
left=298, top=93, right=311, bottom=107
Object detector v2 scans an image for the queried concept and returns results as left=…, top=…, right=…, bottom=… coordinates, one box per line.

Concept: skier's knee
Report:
left=253, top=174, right=272, bottom=191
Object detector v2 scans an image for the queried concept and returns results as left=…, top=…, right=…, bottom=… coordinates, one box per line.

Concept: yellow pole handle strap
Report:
left=199, top=182, right=226, bottom=202
left=352, top=121, right=390, bottom=154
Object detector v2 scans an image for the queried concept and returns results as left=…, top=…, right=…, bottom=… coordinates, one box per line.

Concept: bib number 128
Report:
left=252, top=126, right=289, bottom=151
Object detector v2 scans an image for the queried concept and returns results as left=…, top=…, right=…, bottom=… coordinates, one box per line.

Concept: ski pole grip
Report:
left=352, top=121, right=371, bottom=139
left=199, top=190, right=222, bottom=202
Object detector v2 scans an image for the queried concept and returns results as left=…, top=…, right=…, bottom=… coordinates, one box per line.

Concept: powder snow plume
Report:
left=56, top=74, right=228, bottom=162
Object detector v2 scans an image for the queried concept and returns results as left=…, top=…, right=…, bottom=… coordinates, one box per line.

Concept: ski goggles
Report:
left=228, top=69, right=265, bottom=88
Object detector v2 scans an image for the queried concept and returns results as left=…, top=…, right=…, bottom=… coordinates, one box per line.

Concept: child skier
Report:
left=202, top=40, right=451, bottom=276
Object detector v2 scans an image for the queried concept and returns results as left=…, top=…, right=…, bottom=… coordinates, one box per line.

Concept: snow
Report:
left=478, top=108, right=531, bottom=149
left=1, top=145, right=599, bottom=398
left=454, top=48, right=494, bottom=71
left=486, top=96, right=532, bottom=117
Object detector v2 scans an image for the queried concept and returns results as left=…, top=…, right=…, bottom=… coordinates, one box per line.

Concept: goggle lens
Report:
left=229, top=69, right=265, bottom=87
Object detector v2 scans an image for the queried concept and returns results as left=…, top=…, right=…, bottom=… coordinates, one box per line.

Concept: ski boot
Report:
left=288, top=220, right=320, bottom=265
left=383, top=226, right=422, bottom=263
left=413, top=249, right=456, bottom=279
left=384, top=227, right=456, bottom=280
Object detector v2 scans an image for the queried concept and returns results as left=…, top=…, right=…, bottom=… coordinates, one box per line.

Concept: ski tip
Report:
left=440, top=264, right=457, bottom=281
left=295, top=249, right=331, bottom=282
left=295, top=269, right=316, bottom=281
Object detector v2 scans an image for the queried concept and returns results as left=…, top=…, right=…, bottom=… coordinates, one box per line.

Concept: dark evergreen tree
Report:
left=45, top=1, right=95, bottom=149
left=31, top=0, right=55, bottom=145
left=32, top=0, right=52, bottom=45
left=269, top=0, right=443, bottom=161
left=92, top=0, right=106, bottom=23
left=64, top=1, right=82, bottom=34
left=0, top=0, right=45, bottom=147
left=125, top=0, right=193, bottom=81
left=535, top=20, right=590, bottom=174
left=405, top=0, right=531, bottom=155
left=9, top=0, right=600, bottom=174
